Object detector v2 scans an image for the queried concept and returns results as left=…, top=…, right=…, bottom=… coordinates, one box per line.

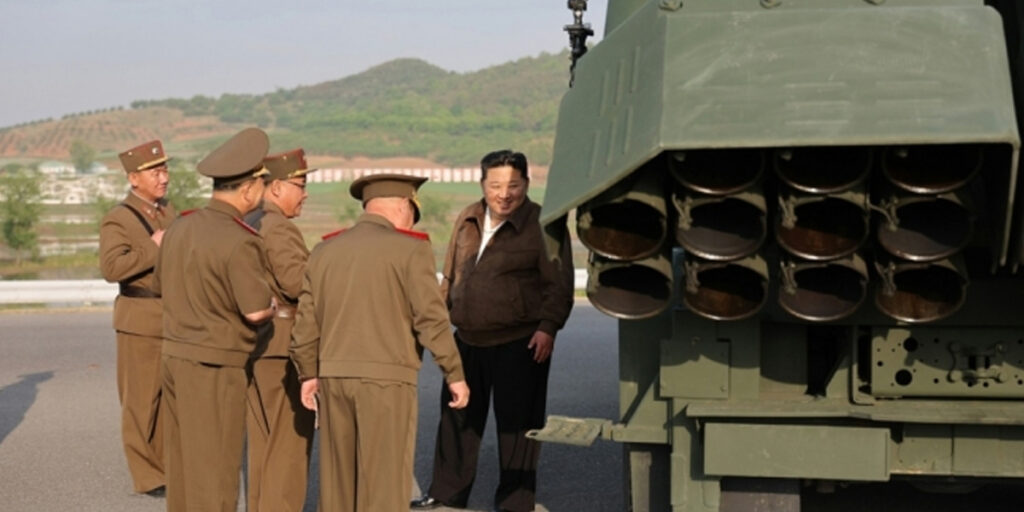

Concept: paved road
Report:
left=0, top=302, right=623, bottom=512
left=3, top=303, right=1022, bottom=512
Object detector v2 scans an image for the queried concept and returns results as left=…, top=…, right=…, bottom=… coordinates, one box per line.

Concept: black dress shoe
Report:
left=410, top=495, right=444, bottom=509
left=143, top=485, right=166, bottom=498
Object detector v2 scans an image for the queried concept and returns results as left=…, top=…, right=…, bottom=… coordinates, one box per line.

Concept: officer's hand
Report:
left=447, top=380, right=470, bottom=409
left=528, top=331, right=555, bottom=363
left=151, top=229, right=165, bottom=246
left=300, top=378, right=319, bottom=411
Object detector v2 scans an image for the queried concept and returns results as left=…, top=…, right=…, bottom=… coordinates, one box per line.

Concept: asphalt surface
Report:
left=0, top=302, right=623, bottom=512
left=3, top=303, right=1023, bottom=511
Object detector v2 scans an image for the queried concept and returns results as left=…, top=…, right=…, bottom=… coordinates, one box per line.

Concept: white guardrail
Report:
left=0, top=270, right=590, bottom=305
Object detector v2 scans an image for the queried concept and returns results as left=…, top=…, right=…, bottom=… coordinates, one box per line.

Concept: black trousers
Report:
left=427, top=334, right=551, bottom=512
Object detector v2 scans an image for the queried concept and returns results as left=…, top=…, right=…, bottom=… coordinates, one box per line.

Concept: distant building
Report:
left=85, top=162, right=110, bottom=174
left=306, top=167, right=481, bottom=184
left=39, top=173, right=125, bottom=204
left=38, top=160, right=76, bottom=177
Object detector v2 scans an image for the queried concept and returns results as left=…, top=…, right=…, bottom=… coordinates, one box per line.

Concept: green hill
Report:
left=117, top=51, right=572, bottom=165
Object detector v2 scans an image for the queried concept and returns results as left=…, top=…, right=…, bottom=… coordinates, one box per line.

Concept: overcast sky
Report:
left=0, top=0, right=607, bottom=128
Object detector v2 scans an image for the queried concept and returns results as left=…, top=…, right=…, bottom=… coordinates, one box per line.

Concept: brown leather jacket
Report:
left=442, top=198, right=574, bottom=346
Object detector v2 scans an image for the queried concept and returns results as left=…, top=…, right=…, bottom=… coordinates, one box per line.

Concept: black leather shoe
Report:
left=143, top=485, right=166, bottom=498
left=410, top=495, right=444, bottom=509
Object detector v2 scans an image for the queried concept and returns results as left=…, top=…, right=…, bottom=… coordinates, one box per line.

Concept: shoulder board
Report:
left=396, top=228, right=430, bottom=241
left=180, top=209, right=198, bottom=216
left=321, top=228, right=347, bottom=241
left=233, top=216, right=260, bottom=236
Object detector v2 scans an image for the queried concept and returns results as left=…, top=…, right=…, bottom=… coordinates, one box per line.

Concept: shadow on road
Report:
left=0, top=371, right=54, bottom=444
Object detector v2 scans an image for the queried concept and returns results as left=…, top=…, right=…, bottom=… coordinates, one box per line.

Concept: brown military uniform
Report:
left=245, top=199, right=315, bottom=512
left=99, top=190, right=176, bottom=494
left=291, top=210, right=465, bottom=512
left=155, top=199, right=272, bottom=512
left=154, top=127, right=273, bottom=512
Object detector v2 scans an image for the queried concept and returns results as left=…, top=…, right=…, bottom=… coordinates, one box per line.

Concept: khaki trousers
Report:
left=319, top=377, right=417, bottom=512
left=116, top=332, right=164, bottom=493
left=246, top=357, right=315, bottom=512
left=162, top=354, right=248, bottom=512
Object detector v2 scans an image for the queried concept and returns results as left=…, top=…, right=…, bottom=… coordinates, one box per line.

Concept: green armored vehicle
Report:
left=533, top=0, right=1024, bottom=510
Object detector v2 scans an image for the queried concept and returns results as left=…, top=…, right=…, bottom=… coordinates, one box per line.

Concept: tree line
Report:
left=128, top=52, right=570, bottom=166
left=0, top=156, right=205, bottom=266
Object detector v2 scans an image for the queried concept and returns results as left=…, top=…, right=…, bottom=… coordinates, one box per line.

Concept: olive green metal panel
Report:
left=604, top=0, right=648, bottom=36
left=661, top=311, right=730, bottom=399
left=542, top=3, right=1019, bottom=250
left=877, top=424, right=1024, bottom=477
left=759, top=323, right=807, bottom=399
left=659, top=6, right=1016, bottom=147
left=687, top=399, right=1024, bottom=425
left=617, top=314, right=673, bottom=443
left=952, top=425, right=1024, bottom=476
left=525, top=415, right=611, bottom=446
left=719, top=320, right=760, bottom=401
left=671, top=410, right=721, bottom=512
left=893, top=424, right=954, bottom=475
left=871, top=327, right=1024, bottom=398
left=704, top=423, right=890, bottom=481
left=545, top=2, right=667, bottom=226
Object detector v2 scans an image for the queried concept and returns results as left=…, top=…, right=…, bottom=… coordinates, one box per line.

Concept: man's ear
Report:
left=127, top=172, right=140, bottom=189
left=243, top=179, right=260, bottom=200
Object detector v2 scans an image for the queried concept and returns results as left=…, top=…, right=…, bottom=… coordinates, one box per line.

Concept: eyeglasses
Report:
left=282, top=180, right=307, bottom=191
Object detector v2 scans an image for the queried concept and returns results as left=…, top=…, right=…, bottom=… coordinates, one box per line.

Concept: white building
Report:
left=38, top=160, right=76, bottom=177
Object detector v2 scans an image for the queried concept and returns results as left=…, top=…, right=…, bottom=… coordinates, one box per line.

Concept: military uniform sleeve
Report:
left=228, top=237, right=273, bottom=316
left=265, top=219, right=308, bottom=301
left=99, top=209, right=159, bottom=283
left=536, top=217, right=576, bottom=337
left=407, top=241, right=464, bottom=383
left=290, top=267, right=319, bottom=380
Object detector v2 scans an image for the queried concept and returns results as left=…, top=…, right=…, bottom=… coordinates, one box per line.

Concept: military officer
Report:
left=242, top=148, right=317, bottom=511
left=153, top=127, right=277, bottom=512
left=99, top=139, right=177, bottom=497
left=290, top=174, right=470, bottom=512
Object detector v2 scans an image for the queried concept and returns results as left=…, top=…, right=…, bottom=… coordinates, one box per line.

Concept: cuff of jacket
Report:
left=537, top=320, right=561, bottom=338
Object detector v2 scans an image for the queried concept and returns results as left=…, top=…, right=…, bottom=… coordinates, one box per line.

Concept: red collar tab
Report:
left=322, top=228, right=347, bottom=241
left=180, top=209, right=198, bottom=216
left=396, top=228, right=430, bottom=241
left=233, top=216, right=260, bottom=236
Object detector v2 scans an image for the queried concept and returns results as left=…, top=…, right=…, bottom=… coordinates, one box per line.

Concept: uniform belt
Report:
left=119, top=284, right=160, bottom=299
left=276, top=304, right=298, bottom=319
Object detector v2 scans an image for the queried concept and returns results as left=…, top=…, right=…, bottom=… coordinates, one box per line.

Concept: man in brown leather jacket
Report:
left=154, top=127, right=277, bottom=512
left=99, top=139, right=177, bottom=497
left=291, top=174, right=469, bottom=512
left=243, top=148, right=316, bottom=511
left=413, top=150, right=575, bottom=512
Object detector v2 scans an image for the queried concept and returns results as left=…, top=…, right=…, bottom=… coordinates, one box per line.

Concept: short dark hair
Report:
left=480, top=150, right=528, bottom=181
left=213, top=175, right=260, bottom=191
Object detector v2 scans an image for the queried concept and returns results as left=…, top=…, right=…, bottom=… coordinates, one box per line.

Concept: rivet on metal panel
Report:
left=760, top=0, right=781, bottom=8
left=658, top=0, right=683, bottom=11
